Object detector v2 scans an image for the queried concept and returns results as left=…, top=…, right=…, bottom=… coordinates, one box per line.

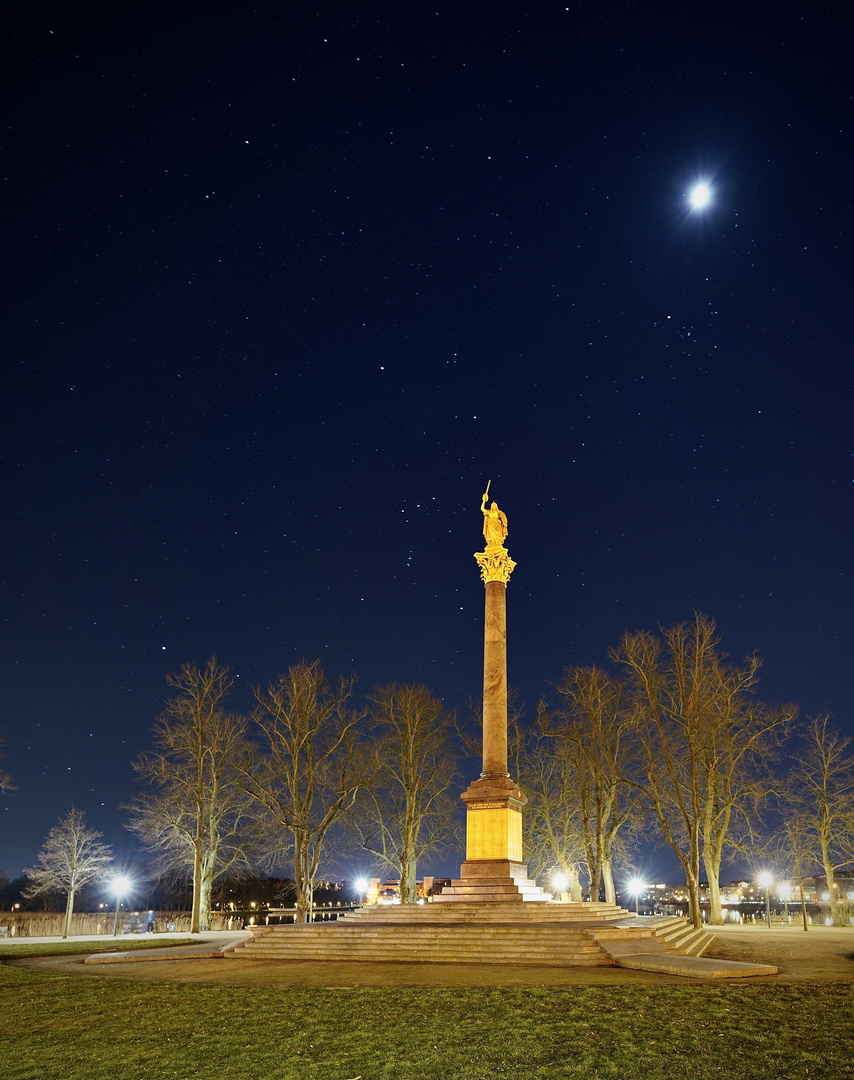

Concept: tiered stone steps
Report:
left=588, top=917, right=713, bottom=962
left=432, top=867, right=552, bottom=903
left=651, top=918, right=714, bottom=956
left=342, top=901, right=630, bottom=924
left=226, top=903, right=703, bottom=969
left=586, top=918, right=778, bottom=977
left=225, top=905, right=778, bottom=978
left=229, top=919, right=610, bottom=967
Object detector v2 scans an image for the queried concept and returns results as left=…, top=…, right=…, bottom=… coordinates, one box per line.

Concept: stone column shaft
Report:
left=482, top=580, right=509, bottom=778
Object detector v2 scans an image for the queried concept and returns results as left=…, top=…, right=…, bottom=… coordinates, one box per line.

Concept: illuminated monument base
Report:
left=434, top=777, right=551, bottom=902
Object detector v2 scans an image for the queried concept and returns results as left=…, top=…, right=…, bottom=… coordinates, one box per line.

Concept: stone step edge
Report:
left=615, top=953, right=777, bottom=978
left=229, top=951, right=612, bottom=967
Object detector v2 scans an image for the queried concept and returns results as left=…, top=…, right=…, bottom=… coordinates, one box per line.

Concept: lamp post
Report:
left=111, top=876, right=130, bottom=936
left=757, top=872, right=773, bottom=929
left=355, top=878, right=368, bottom=906
left=628, top=877, right=645, bottom=915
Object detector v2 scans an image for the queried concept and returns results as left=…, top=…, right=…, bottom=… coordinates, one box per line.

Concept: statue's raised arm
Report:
left=480, top=482, right=508, bottom=548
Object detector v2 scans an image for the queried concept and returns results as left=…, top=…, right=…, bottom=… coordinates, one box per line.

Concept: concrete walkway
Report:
left=0, top=929, right=252, bottom=957
left=83, top=931, right=252, bottom=964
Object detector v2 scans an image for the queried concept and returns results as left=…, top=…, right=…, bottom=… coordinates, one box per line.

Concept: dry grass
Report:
left=2, top=926, right=853, bottom=1079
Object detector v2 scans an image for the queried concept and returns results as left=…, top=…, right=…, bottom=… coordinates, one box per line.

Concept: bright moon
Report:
left=689, top=182, right=712, bottom=209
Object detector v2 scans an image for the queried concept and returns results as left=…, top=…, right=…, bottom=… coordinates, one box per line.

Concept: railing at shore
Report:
left=0, top=905, right=364, bottom=938
left=0, top=911, right=238, bottom=938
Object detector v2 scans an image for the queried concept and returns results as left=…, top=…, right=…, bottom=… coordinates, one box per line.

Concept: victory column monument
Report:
left=228, top=487, right=776, bottom=977
left=433, top=482, right=550, bottom=902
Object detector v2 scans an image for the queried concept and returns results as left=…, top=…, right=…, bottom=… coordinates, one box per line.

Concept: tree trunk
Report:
left=400, top=862, right=417, bottom=904
left=797, top=879, right=810, bottom=932
left=63, top=888, right=75, bottom=939
left=585, top=839, right=602, bottom=901
left=819, top=841, right=843, bottom=926
left=702, top=796, right=730, bottom=925
left=294, top=838, right=313, bottom=924
left=399, top=807, right=417, bottom=904
left=567, top=867, right=583, bottom=902
left=702, top=846, right=724, bottom=924
left=199, top=864, right=213, bottom=931
left=601, top=855, right=616, bottom=905
left=687, top=825, right=703, bottom=928
left=686, top=873, right=702, bottom=928
left=190, top=843, right=202, bottom=933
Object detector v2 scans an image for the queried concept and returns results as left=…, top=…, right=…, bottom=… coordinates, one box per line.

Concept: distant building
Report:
left=813, top=869, right=854, bottom=901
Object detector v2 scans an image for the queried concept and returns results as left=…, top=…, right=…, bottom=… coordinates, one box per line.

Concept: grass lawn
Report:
left=2, top=942, right=853, bottom=1080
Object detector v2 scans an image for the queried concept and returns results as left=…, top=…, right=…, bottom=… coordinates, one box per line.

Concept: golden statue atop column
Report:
left=475, top=480, right=516, bottom=585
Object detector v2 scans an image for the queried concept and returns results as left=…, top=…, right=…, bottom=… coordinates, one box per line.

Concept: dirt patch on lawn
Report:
left=16, top=925, right=854, bottom=988
left=20, top=953, right=698, bottom=987
left=702, top=924, right=854, bottom=981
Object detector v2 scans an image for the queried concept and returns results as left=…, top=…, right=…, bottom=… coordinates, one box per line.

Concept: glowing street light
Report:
left=757, top=872, right=773, bottom=929
left=355, top=877, right=369, bottom=906
left=628, top=877, right=645, bottom=915
left=111, top=875, right=131, bottom=936
left=552, top=872, right=569, bottom=900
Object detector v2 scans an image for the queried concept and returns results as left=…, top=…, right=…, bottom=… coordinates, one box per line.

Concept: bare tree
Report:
left=352, top=683, right=462, bottom=902
left=127, top=658, right=253, bottom=933
left=520, top=735, right=586, bottom=899
left=540, top=667, right=643, bottom=904
left=698, top=698, right=793, bottom=923
left=614, top=613, right=792, bottom=926
left=769, top=810, right=819, bottom=932
left=24, top=807, right=113, bottom=938
left=783, top=714, right=854, bottom=926
left=240, top=660, right=364, bottom=923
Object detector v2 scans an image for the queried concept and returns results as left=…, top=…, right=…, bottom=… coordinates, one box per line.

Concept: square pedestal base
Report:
left=433, top=858, right=551, bottom=902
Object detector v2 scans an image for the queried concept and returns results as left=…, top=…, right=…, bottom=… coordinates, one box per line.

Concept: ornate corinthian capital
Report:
left=474, top=546, right=516, bottom=585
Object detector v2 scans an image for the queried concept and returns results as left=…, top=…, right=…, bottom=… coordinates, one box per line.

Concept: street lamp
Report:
left=552, top=873, right=569, bottom=901
left=111, top=875, right=130, bottom=936
left=355, top=877, right=368, bottom=906
left=757, top=872, right=773, bottom=929
left=628, top=877, right=645, bottom=915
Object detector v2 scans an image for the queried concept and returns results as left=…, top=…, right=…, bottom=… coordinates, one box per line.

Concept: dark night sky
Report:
left=2, top=2, right=851, bottom=884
